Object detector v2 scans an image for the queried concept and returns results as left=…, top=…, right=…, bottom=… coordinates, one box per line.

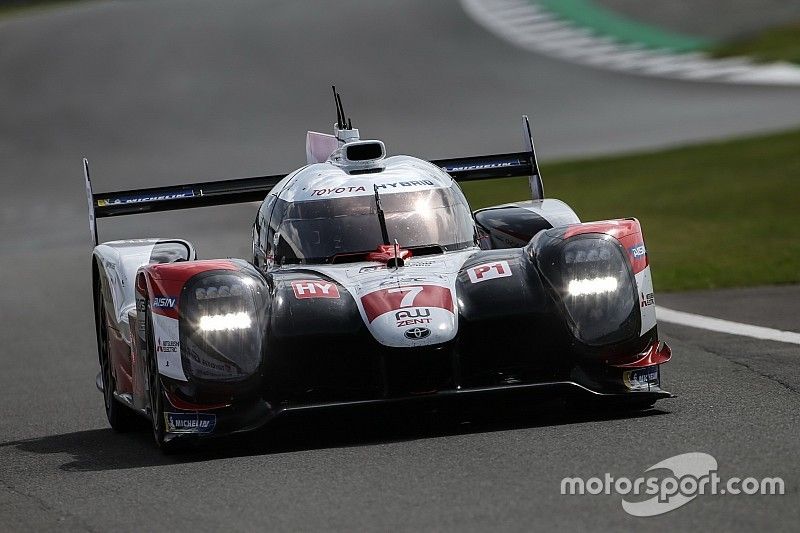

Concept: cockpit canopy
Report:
left=264, top=182, right=476, bottom=265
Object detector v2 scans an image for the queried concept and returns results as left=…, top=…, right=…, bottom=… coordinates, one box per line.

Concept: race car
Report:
left=86, top=90, right=671, bottom=451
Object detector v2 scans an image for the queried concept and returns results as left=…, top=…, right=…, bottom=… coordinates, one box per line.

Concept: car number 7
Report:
left=388, top=286, right=424, bottom=308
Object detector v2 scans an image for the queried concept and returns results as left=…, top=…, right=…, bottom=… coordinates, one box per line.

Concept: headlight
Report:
left=536, top=234, right=639, bottom=345
left=179, top=272, right=265, bottom=382
left=198, top=312, right=252, bottom=332
left=567, top=276, right=618, bottom=297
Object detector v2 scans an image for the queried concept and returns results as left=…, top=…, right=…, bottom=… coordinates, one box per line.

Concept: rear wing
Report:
left=84, top=116, right=543, bottom=245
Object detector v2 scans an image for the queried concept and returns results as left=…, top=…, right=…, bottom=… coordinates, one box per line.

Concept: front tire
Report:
left=98, top=297, right=140, bottom=431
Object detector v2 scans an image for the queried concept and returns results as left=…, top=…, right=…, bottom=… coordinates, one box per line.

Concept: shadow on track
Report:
left=0, top=400, right=669, bottom=472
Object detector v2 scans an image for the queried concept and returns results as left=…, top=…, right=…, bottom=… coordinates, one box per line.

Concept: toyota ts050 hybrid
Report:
left=86, top=90, right=671, bottom=451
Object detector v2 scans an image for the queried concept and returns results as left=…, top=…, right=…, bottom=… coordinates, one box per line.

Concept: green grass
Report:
left=0, top=0, right=79, bottom=18
left=460, top=128, right=800, bottom=292
left=711, top=22, right=800, bottom=65
left=536, top=0, right=709, bottom=53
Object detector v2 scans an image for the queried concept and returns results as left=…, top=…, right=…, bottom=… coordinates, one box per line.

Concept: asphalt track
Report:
left=0, top=1, right=798, bottom=531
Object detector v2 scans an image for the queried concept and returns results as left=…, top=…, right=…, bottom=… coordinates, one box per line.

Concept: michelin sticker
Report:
left=623, top=366, right=659, bottom=391
left=165, top=412, right=216, bottom=434
left=97, top=190, right=194, bottom=206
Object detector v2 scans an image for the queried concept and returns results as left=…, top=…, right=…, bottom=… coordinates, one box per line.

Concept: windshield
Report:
left=271, top=184, right=475, bottom=264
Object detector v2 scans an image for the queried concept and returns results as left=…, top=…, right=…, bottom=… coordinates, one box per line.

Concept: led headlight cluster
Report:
left=179, top=271, right=265, bottom=382
left=535, top=233, right=639, bottom=346
left=567, top=276, right=618, bottom=297
left=198, top=311, right=252, bottom=332
left=195, top=277, right=254, bottom=300
left=564, top=247, right=612, bottom=264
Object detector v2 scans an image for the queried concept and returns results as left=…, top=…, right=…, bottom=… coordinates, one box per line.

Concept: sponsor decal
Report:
left=156, top=337, right=179, bottom=353
left=108, top=269, right=124, bottom=288
left=152, top=296, right=177, bottom=309
left=291, top=280, right=340, bottom=299
left=360, top=261, right=437, bottom=273
left=374, top=180, right=435, bottom=190
left=467, top=260, right=512, bottom=283
left=442, top=160, right=518, bottom=172
left=359, top=265, right=386, bottom=273
left=395, top=309, right=431, bottom=319
left=404, top=327, right=431, bottom=340
left=491, top=229, right=527, bottom=248
left=395, top=308, right=432, bottom=327
left=397, top=318, right=432, bottom=327
left=361, top=285, right=453, bottom=322
left=136, top=298, right=147, bottom=313
left=311, top=186, right=367, bottom=196
left=630, top=243, right=647, bottom=258
left=379, top=277, right=427, bottom=287
left=640, top=292, right=655, bottom=307
left=152, top=313, right=187, bottom=381
left=164, top=412, right=216, bottom=434
left=187, top=347, right=235, bottom=378
left=635, top=267, right=656, bottom=334
left=97, top=189, right=194, bottom=206
left=623, top=365, right=659, bottom=391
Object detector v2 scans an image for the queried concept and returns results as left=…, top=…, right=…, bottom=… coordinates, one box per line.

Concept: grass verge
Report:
left=711, top=22, right=800, bottom=65
left=460, top=128, right=800, bottom=292
left=0, top=0, right=78, bottom=18
left=536, top=0, right=709, bottom=53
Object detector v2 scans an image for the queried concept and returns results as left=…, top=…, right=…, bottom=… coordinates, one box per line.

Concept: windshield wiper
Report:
left=373, top=184, right=391, bottom=246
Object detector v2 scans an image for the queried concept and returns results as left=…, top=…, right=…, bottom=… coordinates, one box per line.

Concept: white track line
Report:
left=461, top=0, right=800, bottom=86
left=657, top=306, right=800, bottom=345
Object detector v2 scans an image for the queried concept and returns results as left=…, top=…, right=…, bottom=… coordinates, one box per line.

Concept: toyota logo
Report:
left=404, top=327, right=431, bottom=340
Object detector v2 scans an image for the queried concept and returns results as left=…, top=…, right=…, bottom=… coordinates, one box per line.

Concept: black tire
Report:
left=98, top=298, right=141, bottom=432
left=145, top=305, right=182, bottom=453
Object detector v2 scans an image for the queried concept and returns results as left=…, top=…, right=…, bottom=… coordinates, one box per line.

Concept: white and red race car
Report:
left=87, top=90, right=671, bottom=451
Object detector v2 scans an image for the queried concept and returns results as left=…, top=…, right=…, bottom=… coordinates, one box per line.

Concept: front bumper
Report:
left=153, top=340, right=674, bottom=441
left=161, top=371, right=673, bottom=442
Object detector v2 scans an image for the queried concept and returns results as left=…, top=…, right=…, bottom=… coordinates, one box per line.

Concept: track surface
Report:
left=0, top=1, right=798, bottom=530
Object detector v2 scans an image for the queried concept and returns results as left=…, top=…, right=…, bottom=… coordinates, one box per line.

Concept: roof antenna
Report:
left=335, top=92, right=348, bottom=129
left=331, top=85, right=360, bottom=143
left=332, top=85, right=343, bottom=129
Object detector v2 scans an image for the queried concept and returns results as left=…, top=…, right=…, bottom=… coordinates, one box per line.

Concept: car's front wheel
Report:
left=97, top=296, right=141, bottom=431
